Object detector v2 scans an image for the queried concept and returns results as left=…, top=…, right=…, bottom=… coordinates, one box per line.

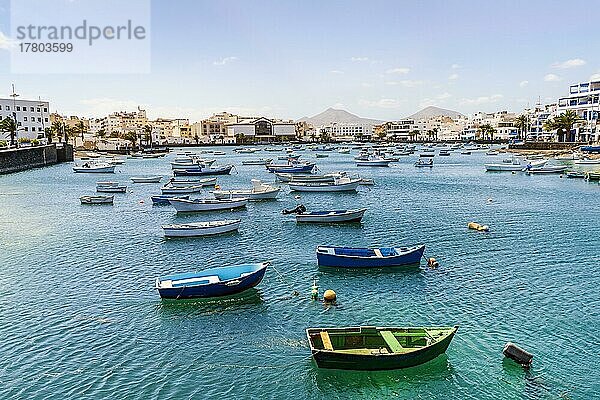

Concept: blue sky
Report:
left=0, top=0, right=599, bottom=121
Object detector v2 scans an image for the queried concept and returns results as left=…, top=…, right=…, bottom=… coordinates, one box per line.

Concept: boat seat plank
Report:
left=380, top=330, right=404, bottom=353
left=320, top=331, right=334, bottom=351
left=374, top=249, right=384, bottom=258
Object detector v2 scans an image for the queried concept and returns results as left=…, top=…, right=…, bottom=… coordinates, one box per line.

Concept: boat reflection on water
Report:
left=155, top=288, right=265, bottom=316
left=317, top=262, right=423, bottom=275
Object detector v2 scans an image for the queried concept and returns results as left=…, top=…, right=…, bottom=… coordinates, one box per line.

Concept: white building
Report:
left=557, top=79, right=600, bottom=142
left=319, top=122, right=373, bottom=141
left=0, top=98, right=50, bottom=141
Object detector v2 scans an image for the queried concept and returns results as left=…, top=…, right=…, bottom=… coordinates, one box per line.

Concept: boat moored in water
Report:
left=131, top=176, right=162, bottom=183
left=80, top=195, right=114, bottom=204
left=288, top=177, right=362, bottom=192
left=295, top=208, right=367, bottom=223
left=162, top=219, right=241, bottom=237
left=316, top=244, right=425, bottom=267
left=155, top=262, right=269, bottom=299
left=151, top=195, right=189, bottom=205
left=168, top=197, right=248, bottom=212
left=73, top=162, right=115, bottom=173
left=306, top=325, right=458, bottom=370
left=96, top=182, right=127, bottom=193
left=212, top=180, right=280, bottom=200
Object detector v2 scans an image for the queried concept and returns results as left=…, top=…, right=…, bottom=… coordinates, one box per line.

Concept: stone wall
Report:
left=508, top=142, right=578, bottom=151
left=0, top=144, right=68, bottom=174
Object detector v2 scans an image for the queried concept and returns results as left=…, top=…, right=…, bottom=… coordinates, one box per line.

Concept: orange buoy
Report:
left=323, top=289, right=336, bottom=302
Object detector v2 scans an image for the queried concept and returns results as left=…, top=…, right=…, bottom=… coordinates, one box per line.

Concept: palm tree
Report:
left=410, top=129, right=420, bottom=142
left=432, top=127, right=439, bottom=141
left=143, top=125, right=153, bottom=148
left=514, top=115, right=530, bottom=140
left=51, top=121, right=66, bottom=143
left=44, top=127, right=52, bottom=144
left=0, top=117, right=17, bottom=146
left=235, top=133, right=245, bottom=144
left=122, top=131, right=137, bottom=150
left=543, top=110, right=583, bottom=142
left=478, top=124, right=496, bottom=141
left=97, top=129, right=107, bottom=138
left=76, top=120, right=86, bottom=142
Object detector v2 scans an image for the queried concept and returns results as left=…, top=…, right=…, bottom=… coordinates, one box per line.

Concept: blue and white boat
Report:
left=296, top=208, right=366, bottom=223
left=173, top=165, right=233, bottom=176
left=151, top=195, right=189, bottom=205
left=155, top=262, right=269, bottom=299
left=316, top=244, right=425, bottom=268
left=266, top=162, right=315, bottom=173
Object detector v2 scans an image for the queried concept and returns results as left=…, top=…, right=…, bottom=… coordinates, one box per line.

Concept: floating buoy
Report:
left=294, top=195, right=301, bottom=199
left=311, top=280, right=319, bottom=300
left=323, top=289, right=336, bottom=302
left=468, top=222, right=490, bottom=232
left=511, top=171, right=516, bottom=175
left=215, top=184, right=221, bottom=190
left=487, top=198, right=493, bottom=203
left=427, top=257, right=439, bottom=268
left=139, top=200, right=144, bottom=204
left=503, top=342, right=533, bottom=368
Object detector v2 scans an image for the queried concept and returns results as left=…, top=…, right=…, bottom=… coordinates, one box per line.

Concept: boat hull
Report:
left=308, top=327, right=457, bottom=370
left=288, top=180, right=360, bottom=192
left=156, top=263, right=268, bottom=299
left=213, top=188, right=280, bottom=200
left=317, top=245, right=425, bottom=267
left=131, top=176, right=162, bottom=183
left=173, top=165, right=233, bottom=176
left=162, top=220, right=240, bottom=237
left=356, top=161, right=390, bottom=167
left=73, top=165, right=115, bottom=173
left=296, top=209, right=366, bottom=223
left=151, top=195, right=189, bottom=205
left=168, top=198, right=248, bottom=212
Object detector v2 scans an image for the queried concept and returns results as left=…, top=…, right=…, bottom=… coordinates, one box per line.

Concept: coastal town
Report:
left=1, top=76, right=599, bottom=151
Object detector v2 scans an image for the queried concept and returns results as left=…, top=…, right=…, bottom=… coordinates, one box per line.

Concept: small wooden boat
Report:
left=212, top=151, right=226, bottom=155
left=315, top=153, right=329, bottom=158
left=439, top=151, right=450, bottom=156
left=288, top=177, right=361, bottom=192
left=96, top=182, right=127, bottom=193
left=275, top=172, right=343, bottom=183
left=316, top=244, right=425, bottom=267
left=241, top=158, right=273, bottom=165
left=212, top=180, right=280, bottom=200
left=573, top=159, right=600, bottom=165
left=168, top=177, right=217, bottom=187
left=414, top=159, right=433, bottom=168
left=338, top=148, right=351, bottom=154
left=80, top=195, right=114, bottom=204
left=131, top=176, right=162, bottom=183
left=161, top=184, right=203, bottom=194
left=460, top=151, right=472, bottom=155
left=266, top=163, right=315, bottom=173
left=155, top=262, right=269, bottom=299
left=151, top=195, right=189, bottom=205
left=585, top=171, right=600, bottom=181
left=173, top=165, right=233, bottom=176
left=73, top=162, right=115, bottom=173
left=168, top=197, right=248, bottom=212
left=524, top=165, right=568, bottom=174
left=565, top=171, right=585, bottom=179
left=486, top=150, right=499, bottom=155
left=581, top=145, right=600, bottom=153
left=419, top=152, right=435, bottom=158
left=359, top=178, right=374, bottom=185
left=296, top=208, right=366, bottom=223
left=306, top=325, right=458, bottom=370
left=162, top=219, right=241, bottom=237
left=356, top=157, right=390, bottom=167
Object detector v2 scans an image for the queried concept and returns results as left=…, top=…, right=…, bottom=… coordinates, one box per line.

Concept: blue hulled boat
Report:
left=316, top=245, right=425, bottom=268
left=266, top=163, right=315, bottom=173
left=151, top=195, right=189, bottom=205
left=155, top=262, right=269, bottom=299
left=581, top=145, right=600, bottom=153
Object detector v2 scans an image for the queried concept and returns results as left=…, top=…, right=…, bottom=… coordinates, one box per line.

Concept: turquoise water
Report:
left=0, top=147, right=598, bottom=399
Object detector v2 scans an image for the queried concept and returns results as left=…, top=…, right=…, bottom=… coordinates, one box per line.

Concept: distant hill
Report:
left=299, top=108, right=384, bottom=127
left=407, top=106, right=464, bottom=120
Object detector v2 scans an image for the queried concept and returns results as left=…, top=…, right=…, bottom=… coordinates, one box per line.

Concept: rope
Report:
left=270, top=265, right=301, bottom=297
left=202, top=354, right=313, bottom=370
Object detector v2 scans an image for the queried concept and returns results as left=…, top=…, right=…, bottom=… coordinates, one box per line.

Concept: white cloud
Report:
left=519, top=80, right=529, bottom=87
left=213, top=56, right=238, bottom=66
left=544, top=73, right=562, bottom=82
left=351, top=57, right=369, bottom=62
left=451, top=64, right=461, bottom=69
left=331, top=102, right=346, bottom=109
left=361, top=82, right=373, bottom=88
left=436, top=92, right=452, bottom=100
left=459, top=94, right=503, bottom=106
left=448, top=73, right=459, bottom=81
left=419, top=93, right=452, bottom=108
left=330, top=70, right=344, bottom=74
left=80, top=98, right=142, bottom=117
left=385, top=67, right=410, bottom=75
left=385, top=80, right=424, bottom=87
left=590, top=73, right=600, bottom=81
left=551, top=58, right=586, bottom=69
left=0, top=31, right=16, bottom=50
left=359, top=98, right=404, bottom=109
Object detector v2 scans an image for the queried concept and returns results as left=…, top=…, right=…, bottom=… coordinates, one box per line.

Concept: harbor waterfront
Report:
left=0, top=146, right=599, bottom=399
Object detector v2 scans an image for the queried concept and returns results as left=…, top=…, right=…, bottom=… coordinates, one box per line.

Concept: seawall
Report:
left=0, top=144, right=73, bottom=175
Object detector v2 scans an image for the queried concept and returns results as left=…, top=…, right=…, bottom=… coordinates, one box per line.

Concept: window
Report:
left=24, top=127, right=28, bottom=131
left=30, top=107, right=34, bottom=111
left=38, top=117, right=41, bottom=122
left=44, top=108, right=47, bottom=112
left=6, top=106, right=9, bottom=111
left=23, top=116, right=27, bottom=121
left=16, top=106, right=20, bottom=111
left=45, top=118, right=48, bottom=122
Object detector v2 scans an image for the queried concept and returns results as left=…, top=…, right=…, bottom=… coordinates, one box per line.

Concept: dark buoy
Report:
left=427, top=257, right=439, bottom=268
left=503, top=342, right=533, bottom=368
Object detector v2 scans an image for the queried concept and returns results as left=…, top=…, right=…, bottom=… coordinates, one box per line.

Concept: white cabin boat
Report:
left=356, top=157, right=390, bottom=167
left=73, top=162, right=115, bottom=173
left=96, top=182, right=127, bottom=193
left=288, top=177, right=362, bottom=192
left=131, top=176, right=162, bottom=183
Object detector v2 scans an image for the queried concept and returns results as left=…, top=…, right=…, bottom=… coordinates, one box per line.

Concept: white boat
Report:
left=359, top=178, right=374, bottom=185
left=96, top=182, right=127, bottom=193
left=573, top=159, right=600, bottom=165
left=275, top=172, right=344, bottom=183
left=486, top=150, right=500, bottom=156
left=168, top=197, right=248, bottom=212
left=170, top=160, right=215, bottom=169
left=485, top=159, right=546, bottom=172
left=212, top=180, right=280, bottom=200
left=213, top=151, right=226, bottom=156
left=295, top=208, right=367, bottom=223
left=525, top=165, right=568, bottom=174
left=73, top=162, right=115, bottom=173
left=168, top=177, right=217, bottom=187
left=80, top=195, right=114, bottom=204
left=162, top=219, right=241, bottom=237
left=356, top=157, right=390, bottom=167
left=131, top=176, right=162, bottom=183
left=161, top=184, right=203, bottom=194
left=288, top=177, right=362, bottom=192
left=419, top=152, right=435, bottom=158
left=415, top=159, right=434, bottom=168
left=241, top=158, right=273, bottom=165
left=338, top=148, right=351, bottom=154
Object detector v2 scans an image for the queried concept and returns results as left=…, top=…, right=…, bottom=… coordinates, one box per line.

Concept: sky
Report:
left=0, top=0, right=599, bottom=122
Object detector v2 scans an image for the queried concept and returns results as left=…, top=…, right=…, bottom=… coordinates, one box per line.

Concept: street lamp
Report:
left=10, top=84, right=19, bottom=146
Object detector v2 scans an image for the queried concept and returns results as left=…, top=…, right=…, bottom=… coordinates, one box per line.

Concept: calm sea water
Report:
left=0, top=146, right=598, bottom=399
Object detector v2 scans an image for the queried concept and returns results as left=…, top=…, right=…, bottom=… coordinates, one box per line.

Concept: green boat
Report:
left=306, top=325, right=458, bottom=370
